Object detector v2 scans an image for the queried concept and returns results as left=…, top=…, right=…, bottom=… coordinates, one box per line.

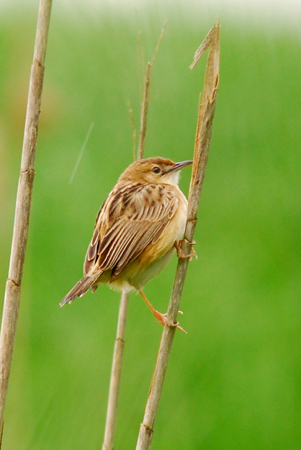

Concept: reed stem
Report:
left=135, top=22, right=220, bottom=450
left=0, top=0, right=52, bottom=445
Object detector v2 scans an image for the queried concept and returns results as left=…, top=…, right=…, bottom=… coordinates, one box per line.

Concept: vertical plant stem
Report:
left=137, top=61, right=152, bottom=160
left=101, top=63, right=148, bottom=448
left=102, top=291, right=130, bottom=450
left=0, top=0, right=52, bottom=444
left=127, top=101, right=137, bottom=162
left=137, top=21, right=167, bottom=160
left=102, top=24, right=167, bottom=449
left=135, top=22, right=220, bottom=450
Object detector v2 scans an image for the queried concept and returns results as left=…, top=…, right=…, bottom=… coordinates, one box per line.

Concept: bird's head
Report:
left=119, top=157, right=193, bottom=186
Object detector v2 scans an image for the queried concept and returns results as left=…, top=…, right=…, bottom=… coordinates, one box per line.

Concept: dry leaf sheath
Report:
left=61, top=157, right=192, bottom=331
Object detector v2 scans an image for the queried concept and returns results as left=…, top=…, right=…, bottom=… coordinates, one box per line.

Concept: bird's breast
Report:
left=138, top=189, right=188, bottom=267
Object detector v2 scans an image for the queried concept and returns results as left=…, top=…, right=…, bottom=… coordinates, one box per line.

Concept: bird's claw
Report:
left=153, top=310, right=187, bottom=334
left=174, top=239, right=198, bottom=261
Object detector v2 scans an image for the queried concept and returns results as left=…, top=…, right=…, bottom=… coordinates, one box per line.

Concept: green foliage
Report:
left=0, top=7, right=300, bottom=450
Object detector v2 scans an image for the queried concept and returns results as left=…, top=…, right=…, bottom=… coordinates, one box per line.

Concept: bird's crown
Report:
left=118, top=157, right=192, bottom=186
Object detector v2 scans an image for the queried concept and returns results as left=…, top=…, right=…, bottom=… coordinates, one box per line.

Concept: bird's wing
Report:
left=84, top=183, right=178, bottom=277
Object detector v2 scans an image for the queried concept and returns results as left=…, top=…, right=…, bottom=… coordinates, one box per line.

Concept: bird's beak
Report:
left=168, top=160, right=193, bottom=173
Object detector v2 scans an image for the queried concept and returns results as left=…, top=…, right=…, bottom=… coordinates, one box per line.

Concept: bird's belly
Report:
left=129, top=246, right=176, bottom=289
left=107, top=244, right=176, bottom=292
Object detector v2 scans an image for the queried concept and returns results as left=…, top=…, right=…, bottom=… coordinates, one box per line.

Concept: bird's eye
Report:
left=152, top=166, right=161, bottom=174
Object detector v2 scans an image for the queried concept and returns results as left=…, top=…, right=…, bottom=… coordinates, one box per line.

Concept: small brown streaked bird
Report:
left=60, top=157, right=193, bottom=331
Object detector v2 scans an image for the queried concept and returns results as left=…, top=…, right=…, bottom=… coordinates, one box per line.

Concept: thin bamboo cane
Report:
left=0, top=0, right=52, bottom=445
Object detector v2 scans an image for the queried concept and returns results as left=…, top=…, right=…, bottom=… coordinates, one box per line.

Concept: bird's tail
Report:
left=60, top=272, right=100, bottom=307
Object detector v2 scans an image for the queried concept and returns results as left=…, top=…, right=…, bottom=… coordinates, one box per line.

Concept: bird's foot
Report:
left=138, top=290, right=187, bottom=334
left=174, top=239, right=198, bottom=261
left=153, top=309, right=187, bottom=334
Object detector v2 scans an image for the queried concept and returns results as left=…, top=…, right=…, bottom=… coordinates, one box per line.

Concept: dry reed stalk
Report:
left=127, top=101, right=137, bottom=162
left=102, top=291, right=130, bottom=450
left=135, top=22, right=220, bottom=450
left=137, top=21, right=167, bottom=160
left=137, top=61, right=152, bottom=160
left=102, top=23, right=167, bottom=450
left=0, top=0, right=52, bottom=445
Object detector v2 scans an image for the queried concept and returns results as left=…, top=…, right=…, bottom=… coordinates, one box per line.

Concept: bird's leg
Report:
left=138, top=290, right=186, bottom=334
left=174, top=239, right=198, bottom=261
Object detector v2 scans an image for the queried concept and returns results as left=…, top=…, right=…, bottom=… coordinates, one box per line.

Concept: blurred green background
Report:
left=0, top=1, right=300, bottom=449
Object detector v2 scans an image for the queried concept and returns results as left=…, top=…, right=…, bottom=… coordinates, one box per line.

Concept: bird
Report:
left=60, top=157, right=193, bottom=331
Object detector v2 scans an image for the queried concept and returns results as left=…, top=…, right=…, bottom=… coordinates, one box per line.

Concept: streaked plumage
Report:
left=61, top=157, right=192, bottom=330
